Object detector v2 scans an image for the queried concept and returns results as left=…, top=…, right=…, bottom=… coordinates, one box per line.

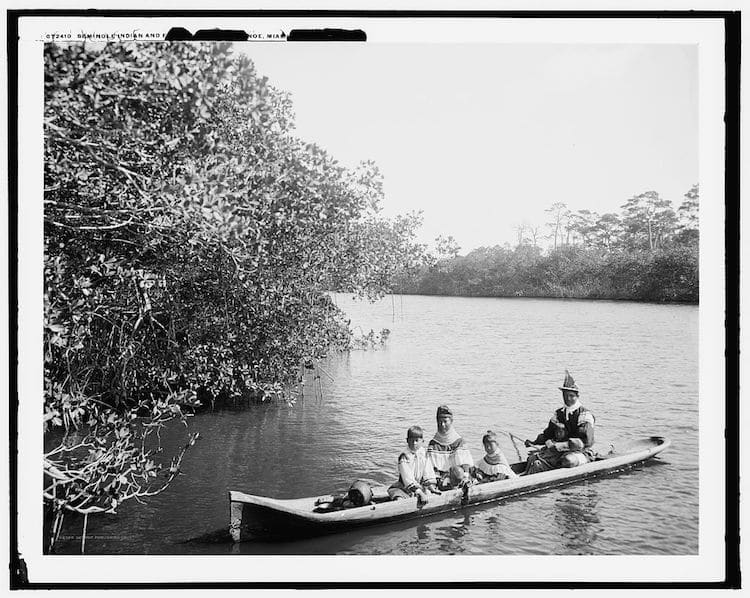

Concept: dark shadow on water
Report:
left=415, top=523, right=430, bottom=542
left=445, top=512, right=472, bottom=539
left=554, top=484, right=601, bottom=555
left=183, top=528, right=234, bottom=544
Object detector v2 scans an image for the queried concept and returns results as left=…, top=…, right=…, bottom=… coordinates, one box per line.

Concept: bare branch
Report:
left=46, top=217, right=135, bottom=231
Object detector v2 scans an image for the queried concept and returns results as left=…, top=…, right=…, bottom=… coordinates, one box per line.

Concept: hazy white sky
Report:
left=236, top=43, right=697, bottom=252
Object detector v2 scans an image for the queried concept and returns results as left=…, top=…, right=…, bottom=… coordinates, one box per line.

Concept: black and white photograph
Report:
left=9, top=9, right=737, bottom=587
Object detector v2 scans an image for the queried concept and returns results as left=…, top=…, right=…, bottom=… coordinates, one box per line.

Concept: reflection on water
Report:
left=554, top=485, right=601, bottom=554
left=485, top=513, right=503, bottom=537
left=52, top=294, right=698, bottom=555
left=436, top=514, right=473, bottom=554
left=446, top=513, right=473, bottom=543
left=415, top=523, right=430, bottom=542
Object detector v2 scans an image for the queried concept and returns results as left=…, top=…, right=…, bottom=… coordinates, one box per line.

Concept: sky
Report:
left=235, top=43, right=698, bottom=253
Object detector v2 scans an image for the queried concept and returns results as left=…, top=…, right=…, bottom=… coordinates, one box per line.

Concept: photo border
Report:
left=6, top=7, right=740, bottom=590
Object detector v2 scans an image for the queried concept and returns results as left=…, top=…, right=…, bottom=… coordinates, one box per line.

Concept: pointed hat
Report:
left=558, top=370, right=579, bottom=393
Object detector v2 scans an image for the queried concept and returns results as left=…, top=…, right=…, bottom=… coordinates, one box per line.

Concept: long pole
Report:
left=495, top=427, right=527, bottom=461
left=81, top=513, right=88, bottom=554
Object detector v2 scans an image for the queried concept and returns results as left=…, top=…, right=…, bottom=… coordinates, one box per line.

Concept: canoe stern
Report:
left=229, top=494, right=244, bottom=542
left=229, top=491, right=313, bottom=541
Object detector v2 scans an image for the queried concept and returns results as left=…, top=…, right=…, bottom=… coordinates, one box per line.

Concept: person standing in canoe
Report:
left=523, top=370, right=596, bottom=474
left=428, top=405, right=474, bottom=488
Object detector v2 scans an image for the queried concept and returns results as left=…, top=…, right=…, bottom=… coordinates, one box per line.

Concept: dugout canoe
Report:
left=228, top=436, right=670, bottom=542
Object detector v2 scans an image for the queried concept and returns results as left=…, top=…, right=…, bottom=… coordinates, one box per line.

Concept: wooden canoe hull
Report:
left=229, top=436, right=670, bottom=542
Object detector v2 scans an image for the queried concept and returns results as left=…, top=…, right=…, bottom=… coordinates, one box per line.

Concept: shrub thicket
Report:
left=43, top=42, right=423, bottom=549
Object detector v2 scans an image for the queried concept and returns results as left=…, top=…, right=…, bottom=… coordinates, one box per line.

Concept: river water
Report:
left=54, top=294, right=698, bottom=555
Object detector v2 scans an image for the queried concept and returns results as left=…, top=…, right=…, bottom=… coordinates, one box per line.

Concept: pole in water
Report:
left=81, top=513, right=88, bottom=554
left=391, top=294, right=395, bottom=322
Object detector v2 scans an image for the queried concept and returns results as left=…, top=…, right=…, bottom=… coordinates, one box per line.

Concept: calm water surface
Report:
left=55, top=294, right=698, bottom=555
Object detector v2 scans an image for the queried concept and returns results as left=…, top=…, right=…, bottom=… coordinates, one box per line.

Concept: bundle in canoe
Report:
left=228, top=436, right=670, bottom=542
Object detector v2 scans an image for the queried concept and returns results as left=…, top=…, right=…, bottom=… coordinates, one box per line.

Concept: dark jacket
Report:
left=533, top=406, right=595, bottom=450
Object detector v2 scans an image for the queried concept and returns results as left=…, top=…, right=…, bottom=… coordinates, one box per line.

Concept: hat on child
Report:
left=558, top=370, right=579, bottom=393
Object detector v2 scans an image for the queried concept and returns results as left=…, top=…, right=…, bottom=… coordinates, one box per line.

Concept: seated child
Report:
left=523, top=416, right=570, bottom=474
left=473, top=430, right=518, bottom=482
left=388, top=425, right=442, bottom=505
left=428, top=405, right=475, bottom=489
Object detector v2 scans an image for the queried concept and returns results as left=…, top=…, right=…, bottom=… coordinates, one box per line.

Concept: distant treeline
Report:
left=394, top=244, right=697, bottom=302
left=393, top=187, right=699, bottom=303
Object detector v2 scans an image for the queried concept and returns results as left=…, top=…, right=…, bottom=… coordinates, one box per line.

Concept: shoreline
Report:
left=361, top=291, right=699, bottom=306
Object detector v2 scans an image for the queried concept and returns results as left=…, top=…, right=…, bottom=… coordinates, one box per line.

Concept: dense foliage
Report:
left=398, top=187, right=699, bottom=303
left=43, top=42, right=423, bottom=549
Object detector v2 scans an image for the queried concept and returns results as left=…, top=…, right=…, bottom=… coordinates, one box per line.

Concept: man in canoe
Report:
left=523, top=370, right=595, bottom=474
left=428, top=405, right=474, bottom=489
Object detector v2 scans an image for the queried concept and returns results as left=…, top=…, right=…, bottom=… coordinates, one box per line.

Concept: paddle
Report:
left=494, top=427, right=532, bottom=461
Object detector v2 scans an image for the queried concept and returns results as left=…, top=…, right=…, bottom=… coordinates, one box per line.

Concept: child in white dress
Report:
left=473, top=430, right=518, bottom=482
